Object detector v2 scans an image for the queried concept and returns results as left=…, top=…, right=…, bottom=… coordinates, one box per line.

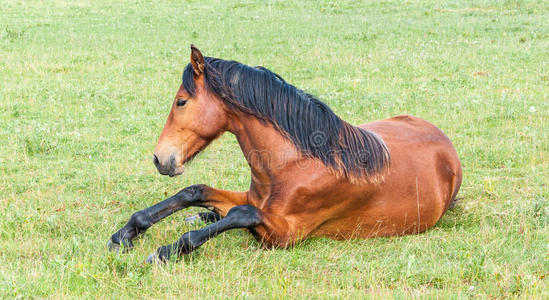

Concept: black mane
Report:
left=182, top=58, right=390, bottom=183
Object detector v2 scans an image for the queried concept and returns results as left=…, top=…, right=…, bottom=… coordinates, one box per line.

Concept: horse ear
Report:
left=190, top=44, right=205, bottom=76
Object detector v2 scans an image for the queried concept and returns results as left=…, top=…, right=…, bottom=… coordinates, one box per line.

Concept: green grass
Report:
left=1, top=0, right=548, bottom=298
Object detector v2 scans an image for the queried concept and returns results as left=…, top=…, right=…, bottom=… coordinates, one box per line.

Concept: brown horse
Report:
left=108, top=45, right=462, bottom=263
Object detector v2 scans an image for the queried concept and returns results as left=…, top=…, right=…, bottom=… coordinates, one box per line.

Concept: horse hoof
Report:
left=107, top=238, right=134, bottom=253
left=146, top=253, right=161, bottom=264
left=184, top=215, right=199, bottom=225
left=107, top=240, right=120, bottom=253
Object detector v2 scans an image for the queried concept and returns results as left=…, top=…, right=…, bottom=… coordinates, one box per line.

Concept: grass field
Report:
left=1, top=0, right=548, bottom=298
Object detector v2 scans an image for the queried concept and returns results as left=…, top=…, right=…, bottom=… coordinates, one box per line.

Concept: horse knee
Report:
left=175, top=184, right=206, bottom=203
left=130, top=211, right=152, bottom=232
left=226, top=205, right=262, bottom=228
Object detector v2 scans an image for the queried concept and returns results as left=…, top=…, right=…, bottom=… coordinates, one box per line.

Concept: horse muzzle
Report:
left=153, top=153, right=184, bottom=177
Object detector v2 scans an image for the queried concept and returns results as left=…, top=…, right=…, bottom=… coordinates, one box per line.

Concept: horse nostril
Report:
left=152, top=153, right=176, bottom=176
left=153, top=154, right=160, bottom=167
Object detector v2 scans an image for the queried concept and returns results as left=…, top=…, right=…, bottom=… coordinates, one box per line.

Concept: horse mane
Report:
left=182, top=58, right=391, bottom=183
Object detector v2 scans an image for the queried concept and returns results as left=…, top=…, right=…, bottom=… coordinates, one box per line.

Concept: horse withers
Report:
left=108, top=45, right=462, bottom=262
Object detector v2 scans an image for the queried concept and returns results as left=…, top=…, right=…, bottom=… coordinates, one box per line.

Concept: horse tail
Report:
left=446, top=167, right=462, bottom=211
left=448, top=196, right=461, bottom=209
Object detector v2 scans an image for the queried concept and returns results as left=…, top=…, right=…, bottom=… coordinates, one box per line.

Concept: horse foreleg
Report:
left=108, top=184, right=247, bottom=252
left=146, top=204, right=261, bottom=263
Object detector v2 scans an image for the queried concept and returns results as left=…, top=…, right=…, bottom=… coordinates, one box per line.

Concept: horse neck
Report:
left=227, top=112, right=300, bottom=194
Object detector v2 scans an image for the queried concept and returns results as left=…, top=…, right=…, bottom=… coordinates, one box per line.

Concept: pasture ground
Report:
left=1, top=0, right=548, bottom=298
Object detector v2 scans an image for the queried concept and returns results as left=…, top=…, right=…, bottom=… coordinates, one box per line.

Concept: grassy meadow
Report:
left=1, top=0, right=548, bottom=298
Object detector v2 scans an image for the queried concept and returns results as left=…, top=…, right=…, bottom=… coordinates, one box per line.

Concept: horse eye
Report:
left=176, top=99, right=187, bottom=107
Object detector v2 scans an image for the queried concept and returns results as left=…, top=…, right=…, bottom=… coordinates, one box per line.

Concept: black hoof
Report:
left=184, top=215, right=200, bottom=225
left=184, top=212, right=222, bottom=225
left=146, top=252, right=163, bottom=264
left=107, top=238, right=133, bottom=253
left=198, top=212, right=222, bottom=223
left=146, top=245, right=181, bottom=263
left=107, top=240, right=120, bottom=252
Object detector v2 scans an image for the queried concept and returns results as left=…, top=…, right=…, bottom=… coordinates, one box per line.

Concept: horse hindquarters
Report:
left=344, top=115, right=463, bottom=237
